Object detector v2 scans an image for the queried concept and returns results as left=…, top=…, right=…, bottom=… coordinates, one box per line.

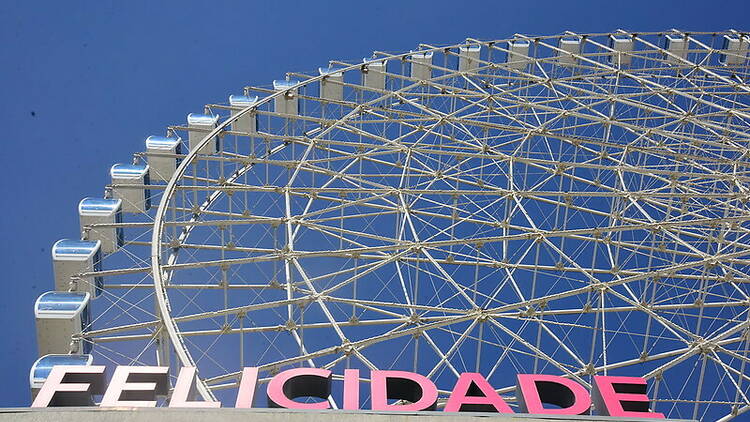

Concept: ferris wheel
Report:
left=30, top=30, right=750, bottom=421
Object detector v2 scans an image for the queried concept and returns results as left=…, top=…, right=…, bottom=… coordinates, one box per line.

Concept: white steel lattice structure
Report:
left=34, top=30, right=750, bottom=421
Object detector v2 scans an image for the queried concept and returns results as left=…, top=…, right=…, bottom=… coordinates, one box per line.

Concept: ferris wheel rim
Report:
left=148, top=40, right=476, bottom=400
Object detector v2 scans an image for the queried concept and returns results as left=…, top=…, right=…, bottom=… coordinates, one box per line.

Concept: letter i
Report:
left=343, top=369, right=360, bottom=410
left=235, top=367, right=259, bottom=408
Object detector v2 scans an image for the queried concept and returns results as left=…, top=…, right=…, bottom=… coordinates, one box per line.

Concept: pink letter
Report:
left=444, top=372, right=513, bottom=413
left=235, top=367, right=259, bottom=408
left=343, top=369, right=360, bottom=410
left=100, top=366, right=169, bottom=407
left=267, top=368, right=331, bottom=409
left=592, top=376, right=664, bottom=418
left=31, top=365, right=106, bottom=407
left=516, top=374, right=590, bottom=415
left=371, top=370, right=438, bottom=411
left=169, top=367, right=220, bottom=408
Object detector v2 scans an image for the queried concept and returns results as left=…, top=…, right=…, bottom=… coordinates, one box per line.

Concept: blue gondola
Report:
left=557, top=38, right=581, bottom=66
left=110, top=163, right=150, bottom=213
left=35, top=292, right=92, bottom=356
left=146, top=136, right=182, bottom=182
left=29, top=354, right=93, bottom=397
left=410, top=51, right=433, bottom=80
left=608, top=35, right=634, bottom=66
left=362, top=58, right=387, bottom=91
left=273, top=80, right=300, bottom=116
left=187, top=113, right=219, bottom=154
left=52, top=239, right=102, bottom=296
left=719, top=34, right=749, bottom=66
left=229, top=95, right=259, bottom=134
left=78, top=198, right=123, bottom=255
left=664, top=34, right=687, bottom=63
left=458, top=45, right=481, bottom=72
left=506, top=39, right=530, bottom=70
left=318, top=67, right=344, bottom=102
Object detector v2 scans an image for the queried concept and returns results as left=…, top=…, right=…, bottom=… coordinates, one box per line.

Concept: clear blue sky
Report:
left=1, top=0, right=748, bottom=407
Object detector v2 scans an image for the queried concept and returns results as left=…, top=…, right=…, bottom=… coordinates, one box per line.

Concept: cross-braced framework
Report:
left=60, top=30, right=750, bottom=420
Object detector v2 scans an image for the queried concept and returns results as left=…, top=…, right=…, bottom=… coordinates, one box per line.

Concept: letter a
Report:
left=444, top=373, right=513, bottom=413
left=516, top=374, right=590, bottom=415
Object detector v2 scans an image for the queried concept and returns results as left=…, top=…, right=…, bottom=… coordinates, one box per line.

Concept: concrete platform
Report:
left=0, top=408, right=692, bottom=422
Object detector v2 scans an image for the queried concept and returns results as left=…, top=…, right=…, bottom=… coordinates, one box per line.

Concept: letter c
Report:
left=267, top=368, right=332, bottom=409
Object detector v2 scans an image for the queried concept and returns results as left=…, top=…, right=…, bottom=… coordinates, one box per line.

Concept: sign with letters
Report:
left=32, top=365, right=664, bottom=419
